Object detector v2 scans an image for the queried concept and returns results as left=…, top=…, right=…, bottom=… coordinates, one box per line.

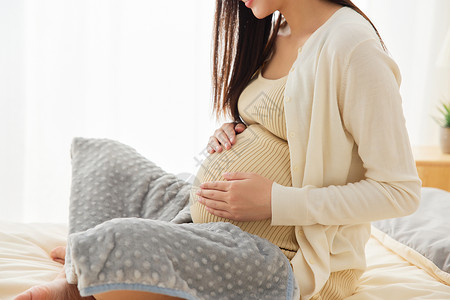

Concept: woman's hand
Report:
left=196, top=172, right=273, bottom=222
left=207, top=122, right=247, bottom=154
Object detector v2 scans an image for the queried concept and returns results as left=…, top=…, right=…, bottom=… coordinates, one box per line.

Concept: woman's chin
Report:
left=248, top=8, right=271, bottom=20
left=253, top=13, right=269, bottom=20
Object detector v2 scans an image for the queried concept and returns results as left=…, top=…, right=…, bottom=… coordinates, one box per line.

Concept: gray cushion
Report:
left=372, top=187, right=450, bottom=273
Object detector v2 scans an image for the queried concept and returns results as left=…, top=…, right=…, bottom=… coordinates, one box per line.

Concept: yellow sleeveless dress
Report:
left=190, top=66, right=299, bottom=260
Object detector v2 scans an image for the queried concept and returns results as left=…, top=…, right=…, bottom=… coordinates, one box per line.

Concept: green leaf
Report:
left=443, top=103, right=450, bottom=114
left=433, top=101, right=450, bottom=127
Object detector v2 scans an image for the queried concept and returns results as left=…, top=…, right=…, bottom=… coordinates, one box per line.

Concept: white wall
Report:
left=354, top=0, right=450, bottom=146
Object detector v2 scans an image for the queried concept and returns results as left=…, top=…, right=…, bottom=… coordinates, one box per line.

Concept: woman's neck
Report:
left=278, top=0, right=343, bottom=41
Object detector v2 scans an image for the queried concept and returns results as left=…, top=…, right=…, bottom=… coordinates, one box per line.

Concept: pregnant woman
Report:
left=15, top=0, right=421, bottom=299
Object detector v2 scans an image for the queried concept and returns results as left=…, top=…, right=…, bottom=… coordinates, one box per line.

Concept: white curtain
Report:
left=1, top=1, right=449, bottom=223
left=0, top=0, right=218, bottom=222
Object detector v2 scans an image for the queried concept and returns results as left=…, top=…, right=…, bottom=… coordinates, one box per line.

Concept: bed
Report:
left=1, top=187, right=449, bottom=300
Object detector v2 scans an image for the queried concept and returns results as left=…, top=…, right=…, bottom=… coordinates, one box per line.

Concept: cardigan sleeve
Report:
left=271, top=39, right=421, bottom=226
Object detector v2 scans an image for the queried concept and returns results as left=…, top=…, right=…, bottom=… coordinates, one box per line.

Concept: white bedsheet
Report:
left=347, top=228, right=450, bottom=299
left=0, top=221, right=67, bottom=300
left=0, top=221, right=449, bottom=300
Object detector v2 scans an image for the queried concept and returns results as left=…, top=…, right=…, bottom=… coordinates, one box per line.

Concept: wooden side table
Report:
left=412, top=146, right=450, bottom=192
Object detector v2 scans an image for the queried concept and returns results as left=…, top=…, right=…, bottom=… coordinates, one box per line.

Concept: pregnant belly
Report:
left=190, top=124, right=299, bottom=258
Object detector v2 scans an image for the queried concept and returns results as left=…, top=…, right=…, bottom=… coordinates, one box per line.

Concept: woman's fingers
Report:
left=198, top=196, right=228, bottom=210
left=234, top=122, right=247, bottom=134
left=207, top=122, right=247, bottom=153
left=197, top=193, right=230, bottom=216
left=217, top=122, right=237, bottom=150
left=221, top=123, right=238, bottom=146
left=208, top=136, right=222, bottom=153
left=209, top=125, right=233, bottom=153
left=215, top=129, right=230, bottom=150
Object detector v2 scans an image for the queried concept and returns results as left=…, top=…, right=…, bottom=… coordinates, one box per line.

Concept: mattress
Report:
left=0, top=221, right=449, bottom=300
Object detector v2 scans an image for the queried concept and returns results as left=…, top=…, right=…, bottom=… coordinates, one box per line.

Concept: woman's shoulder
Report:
left=316, top=7, right=382, bottom=55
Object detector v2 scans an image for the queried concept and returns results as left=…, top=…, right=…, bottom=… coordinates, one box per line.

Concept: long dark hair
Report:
left=211, top=0, right=385, bottom=122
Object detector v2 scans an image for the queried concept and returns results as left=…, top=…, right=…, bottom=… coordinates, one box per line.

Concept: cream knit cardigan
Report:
left=256, top=7, right=422, bottom=300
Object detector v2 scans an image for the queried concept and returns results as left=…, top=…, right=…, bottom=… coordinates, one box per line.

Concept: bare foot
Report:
left=14, top=269, right=94, bottom=300
left=50, top=246, right=66, bottom=265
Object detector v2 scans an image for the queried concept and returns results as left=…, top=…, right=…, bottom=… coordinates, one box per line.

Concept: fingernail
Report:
left=215, top=146, right=220, bottom=151
left=224, top=143, right=229, bottom=149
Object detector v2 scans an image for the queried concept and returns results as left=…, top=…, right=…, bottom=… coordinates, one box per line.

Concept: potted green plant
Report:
left=434, top=101, right=450, bottom=154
